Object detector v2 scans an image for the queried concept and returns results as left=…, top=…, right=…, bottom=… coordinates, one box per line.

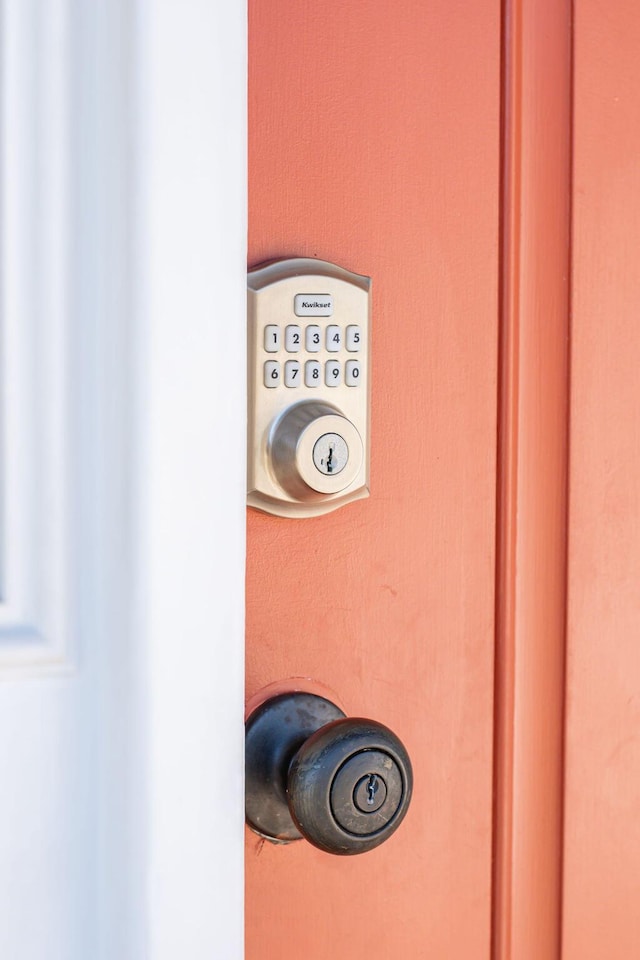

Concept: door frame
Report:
left=130, top=2, right=247, bottom=956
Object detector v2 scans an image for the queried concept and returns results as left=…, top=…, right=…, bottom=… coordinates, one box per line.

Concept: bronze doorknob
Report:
left=245, top=692, right=413, bottom=855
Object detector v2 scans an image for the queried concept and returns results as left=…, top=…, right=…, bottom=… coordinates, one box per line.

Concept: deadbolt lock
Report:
left=247, top=259, right=371, bottom=518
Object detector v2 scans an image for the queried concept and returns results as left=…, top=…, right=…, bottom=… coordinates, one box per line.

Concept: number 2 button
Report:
left=285, top=325, right=301, bottom=352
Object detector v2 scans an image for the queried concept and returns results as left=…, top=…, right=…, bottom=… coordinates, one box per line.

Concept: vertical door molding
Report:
left=492, top=1, right=572, bottom=958
left=0, top=0, right=77, bottom=673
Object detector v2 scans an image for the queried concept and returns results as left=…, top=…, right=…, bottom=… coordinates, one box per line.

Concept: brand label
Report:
left=294, top=294, right=333, bottom=317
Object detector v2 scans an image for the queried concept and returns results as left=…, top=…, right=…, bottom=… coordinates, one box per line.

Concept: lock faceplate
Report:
left=247, top=258, right=371, bottom=518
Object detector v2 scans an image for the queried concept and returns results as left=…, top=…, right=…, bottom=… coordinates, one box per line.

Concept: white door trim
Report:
left=1, top=1, right=246, bottom=956
left=131, top=2, right=246, bottom=956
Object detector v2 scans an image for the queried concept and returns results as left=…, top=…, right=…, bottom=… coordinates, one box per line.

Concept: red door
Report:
left=245, top=1, right=640, bottom=958
left=246, top=2, right=499, bottom=956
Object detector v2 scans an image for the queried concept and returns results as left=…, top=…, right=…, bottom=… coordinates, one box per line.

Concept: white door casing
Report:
left=0, top=1, right=246, bottom=957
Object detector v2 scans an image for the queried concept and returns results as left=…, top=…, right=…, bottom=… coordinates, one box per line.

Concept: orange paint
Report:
left=492, top=2, right=572, bottom=958
left=247, top=1, right=500, bottom=957
left=563, top=1, right=640, bottom=956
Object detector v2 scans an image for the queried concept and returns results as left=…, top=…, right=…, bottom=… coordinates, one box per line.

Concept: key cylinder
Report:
left=313, top=433, right=349, bottom=476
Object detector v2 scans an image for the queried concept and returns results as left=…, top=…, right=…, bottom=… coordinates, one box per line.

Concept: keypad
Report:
left=262, top=321, right=364, bottom=389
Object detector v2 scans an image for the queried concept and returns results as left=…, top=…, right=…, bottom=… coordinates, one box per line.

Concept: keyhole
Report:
left=326, top=446, right=334, bottom=473
left=366, top=774, right=379, bottom=805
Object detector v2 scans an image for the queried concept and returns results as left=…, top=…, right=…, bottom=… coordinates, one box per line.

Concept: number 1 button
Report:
left=264, top=325, right=280, bottom=352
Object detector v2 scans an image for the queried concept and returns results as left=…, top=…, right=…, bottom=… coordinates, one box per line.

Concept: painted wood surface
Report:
left=492, top=2, right=572, bottom=958
left=563, top=2, right=640, bottom=956
left=246, top=1, right=500, bottom=957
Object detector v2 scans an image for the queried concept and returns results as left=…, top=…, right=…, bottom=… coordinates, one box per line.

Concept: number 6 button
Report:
left=264, top=360, right=281, bottom=387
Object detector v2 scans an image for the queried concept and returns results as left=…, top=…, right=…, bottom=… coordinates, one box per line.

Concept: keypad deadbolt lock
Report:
left=247, top=259, right=371, bottom=518
left=245, top=693, right=413, bottom=855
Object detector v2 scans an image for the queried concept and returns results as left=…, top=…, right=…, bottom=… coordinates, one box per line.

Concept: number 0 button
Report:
left=345, top=359, right=361, bottom=386
left=264, top=360, right=281, bottom=387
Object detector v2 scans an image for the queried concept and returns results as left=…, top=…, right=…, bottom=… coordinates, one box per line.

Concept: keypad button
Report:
left=306, top=325, right=322, bottom=352
left=264, top=360, right=281, bottom=387
left=264, top=325, right=280, bottom=352
left=305, top=360, right=321, bottom=386
left=284, top=360, right=301, bottom=387
left=345, top=359, right=361, bottom=386
left=325, top=360, right=341, bottom=386
left=346, top=325, right=362, bottom=351
left=285, top=325, right=302, bottom=352
left=326, top=325, right=342, bottom=352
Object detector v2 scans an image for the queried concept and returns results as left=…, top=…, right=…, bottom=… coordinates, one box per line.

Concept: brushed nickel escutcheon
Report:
left=247, top=258, right=371, bottom=518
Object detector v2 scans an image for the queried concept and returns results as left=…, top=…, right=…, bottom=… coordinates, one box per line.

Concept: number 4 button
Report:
left=326, top=325, right=342, bottom=352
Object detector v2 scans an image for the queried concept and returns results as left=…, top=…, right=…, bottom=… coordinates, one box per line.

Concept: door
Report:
left=246, top=1, right=501, bottom=956
left=247, top=1, right=640, bottom=958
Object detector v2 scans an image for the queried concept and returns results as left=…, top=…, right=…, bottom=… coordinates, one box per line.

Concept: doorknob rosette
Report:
left=245, top=692, right=413, bottom=855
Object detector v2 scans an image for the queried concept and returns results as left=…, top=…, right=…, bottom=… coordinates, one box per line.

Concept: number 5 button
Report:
left=346, top=325, right=361, bottom=351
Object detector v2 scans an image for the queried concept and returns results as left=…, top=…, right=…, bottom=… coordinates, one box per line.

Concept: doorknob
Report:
left=245, top=692, right=413, bottom=855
